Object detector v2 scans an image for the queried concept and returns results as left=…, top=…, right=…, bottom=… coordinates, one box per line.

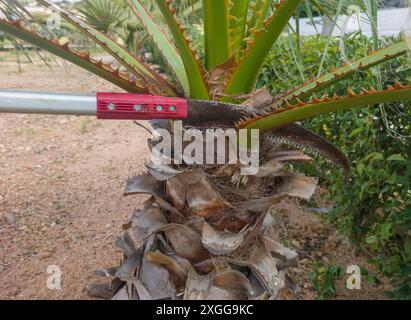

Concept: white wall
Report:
left=290, top=8, right=410, bottom=37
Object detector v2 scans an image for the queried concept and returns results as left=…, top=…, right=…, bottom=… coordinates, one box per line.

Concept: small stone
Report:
left=316, top=251, right=323, bottom=258
left=304, top=282, right=313, bottom=289
left=39, top=249, right=55, bottom=260
left=18, top=225, right=28, bottom=232
left=4, top=211, right=17, bottom=225
left=291, top=240, right=301, bottom=248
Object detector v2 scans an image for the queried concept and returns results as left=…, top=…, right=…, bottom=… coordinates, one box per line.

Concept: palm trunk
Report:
left=87, top=123, right=318, bottom=300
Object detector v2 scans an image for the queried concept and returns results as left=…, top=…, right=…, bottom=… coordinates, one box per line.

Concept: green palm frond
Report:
left=238, top=83, right=411, bottom=132
left=0, top=0, right=408, bottom=127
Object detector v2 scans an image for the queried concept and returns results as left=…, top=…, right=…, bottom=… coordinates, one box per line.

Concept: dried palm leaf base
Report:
left=87, top=142, right=318, bottom=300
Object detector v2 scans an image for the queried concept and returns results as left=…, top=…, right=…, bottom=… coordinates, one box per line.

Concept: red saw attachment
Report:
left=96, top=92, right=188, bottom=120
left=0, top=90, right=252, bottom=126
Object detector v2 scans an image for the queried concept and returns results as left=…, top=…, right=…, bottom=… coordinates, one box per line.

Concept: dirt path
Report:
left=0, top=61, right=391, bottom=299
left=0, top=62, right=152, bottom=299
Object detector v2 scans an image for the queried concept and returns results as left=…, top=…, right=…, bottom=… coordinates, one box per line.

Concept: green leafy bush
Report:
left=310, top=263, right=344, bottom=300
left=259, top=33, right=411, bottom=299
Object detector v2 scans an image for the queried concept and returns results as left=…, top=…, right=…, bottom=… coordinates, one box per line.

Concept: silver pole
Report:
left=0, top=90, right=97, bottom=116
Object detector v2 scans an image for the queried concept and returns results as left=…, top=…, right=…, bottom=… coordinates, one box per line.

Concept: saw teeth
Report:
left=296, top=98, right=305, bottom=106
left=322, top=94, right=330, bottom=102
left=61, top=41, right=70, bottom=50
left=394, top=81, right=406, bottom=89
left=112, top=68, right=120, bottom=77
left=348, top=88, right=357, bottom=97
left=78, top=51, right=90, bottom=60
left=311, top=95, right=320, bottom=103
left=11, top=19, right=24, bottom=28
left=102, top=62, right=113, bottom=70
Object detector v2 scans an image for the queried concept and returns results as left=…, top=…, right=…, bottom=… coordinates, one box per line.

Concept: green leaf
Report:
left=286, top=27, right=305, bottom=82
left=203, top=0, right=231, bottom=70
left=381, top=223, right=392, bottom=240
left=366, top=235, right=378, bottom=245
left=246, top=0, right=272, bottom=36
left=367, top=275, right=381, bottom=285
left=386, top=154, right=407, bottom=162
left=364, top=152, right=384, bottom=162
left=405, top=238, right=411, bottom=260
left=349, top=127, right=363, bottom=138
left=0, top=19, right=142, bottom=93
left=357, top=163, right=365, bottom=175
left=128, top=0, right=190, bottom=96
left=274, top=41, right=408, bottom=107
left=224, top=0, right=302, bottom=95
left=229, top=0, right=249, bottom=61
left=372, top=153, right=384, bottom=161
left=395, top=175, right=410, bottom=185
left=154, top=0, right=210, bottom=99
left=37, top=0, right=176, bottom=96
left=242, top=85, right=411, bottom=133
left=316, top=0, right=344, bottom=78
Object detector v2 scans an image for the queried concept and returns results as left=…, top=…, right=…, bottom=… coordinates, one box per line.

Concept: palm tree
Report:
left=74, top=0, right=147, bottom=54
left=0, top=0, right=410, bottom=300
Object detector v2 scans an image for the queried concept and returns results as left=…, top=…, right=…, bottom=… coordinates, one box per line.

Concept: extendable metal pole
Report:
left=0, top=90, right=189, bottom=120
left=0, top=90, right=97, bottom=116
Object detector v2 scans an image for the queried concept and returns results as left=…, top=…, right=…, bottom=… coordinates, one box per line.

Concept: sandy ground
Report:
left=0, top=60, right=391, bottom=300
left=0, top=61, right=151, bottom=299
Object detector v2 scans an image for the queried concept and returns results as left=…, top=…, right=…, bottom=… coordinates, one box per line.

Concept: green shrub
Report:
left=310, top=263, right=344, bottom=300
left=259, top=33, right=411, bottom=299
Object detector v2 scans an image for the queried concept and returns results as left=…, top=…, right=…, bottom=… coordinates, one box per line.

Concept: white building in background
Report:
left=290, top=7, right=410, bottom=37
